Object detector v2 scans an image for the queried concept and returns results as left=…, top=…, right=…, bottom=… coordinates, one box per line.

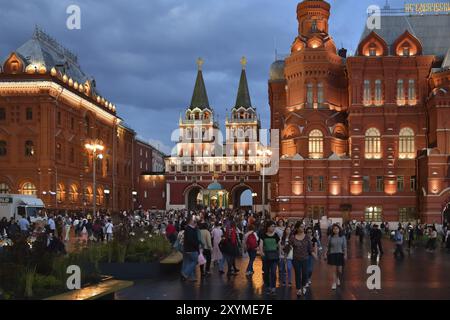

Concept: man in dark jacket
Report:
left=370, top=224, right=383, bottom=256
left=181, top=215, right=200, bottom=281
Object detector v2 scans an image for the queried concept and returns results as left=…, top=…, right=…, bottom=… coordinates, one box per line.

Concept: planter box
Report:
left=99, top=262, right=161, bottom=280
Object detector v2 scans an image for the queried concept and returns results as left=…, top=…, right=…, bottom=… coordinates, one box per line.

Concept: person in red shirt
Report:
left=166, top=221, right=177, bottom=245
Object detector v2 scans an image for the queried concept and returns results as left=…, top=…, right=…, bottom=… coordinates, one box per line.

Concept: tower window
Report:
left=309, top=130, right=323, bottom=159
left=307, top=83, right=313, bottom=108
left=397, top=79, right=405, bottom=105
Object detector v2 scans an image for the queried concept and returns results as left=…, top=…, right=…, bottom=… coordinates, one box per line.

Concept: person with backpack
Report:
left=259, top=220, right=281, bottom=296
left=393, top=227, right=405, bottom=259
left=222, top=221, right=239, bottom=277
left=243, top=224, right=259, bottom=276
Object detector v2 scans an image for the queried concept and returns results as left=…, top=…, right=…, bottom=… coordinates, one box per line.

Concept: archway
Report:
left=232, top=184, right=254, bottom=209
left=185, top=186, right=203, bottom=211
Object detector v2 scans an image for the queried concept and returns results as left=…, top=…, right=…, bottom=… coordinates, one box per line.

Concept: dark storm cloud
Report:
left=0, top=0, right=405, bottom=152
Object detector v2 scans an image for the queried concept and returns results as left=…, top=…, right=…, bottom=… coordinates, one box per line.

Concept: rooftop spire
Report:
left=234, top=56, right=252, bottom=109
left=189, top=57, right=210, bottom=110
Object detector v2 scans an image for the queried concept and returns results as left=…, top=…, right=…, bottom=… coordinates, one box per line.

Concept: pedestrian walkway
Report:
left=116, top=236, right=450, bottom=300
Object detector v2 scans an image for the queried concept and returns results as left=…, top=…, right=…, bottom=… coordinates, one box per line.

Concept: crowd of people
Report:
left=167, top=208, right=450, bottom=296
left=1, top=206, right=450, bottom=296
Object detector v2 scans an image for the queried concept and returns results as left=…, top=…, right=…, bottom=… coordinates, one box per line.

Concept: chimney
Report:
left=338, top=48, right=347, bottom=58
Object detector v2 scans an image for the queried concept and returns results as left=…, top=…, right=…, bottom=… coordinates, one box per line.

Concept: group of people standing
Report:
left=175, top=208, right=349, bottom=296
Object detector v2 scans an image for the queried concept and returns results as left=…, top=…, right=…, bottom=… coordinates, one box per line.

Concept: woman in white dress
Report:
left=211, top=221, right=224, bottom=273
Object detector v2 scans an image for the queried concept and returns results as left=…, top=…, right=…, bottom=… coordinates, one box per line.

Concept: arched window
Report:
left=57, top=184, right=65, bottom=202
left=0, top=140, right=6, bottom=156
left=399, top=128, right=415, bottom=159
left=0, top=182, right=10, bottom=194
left=25, top=140, right=35, bottom=157
left=309, top=130, right=324, bottom=159
left=96, top=188, right=103, bottom=205
left=21, top=182, right=37, bottom=196
left=69, top=185, right=78, bottom=202
left=365, top=128, right=381, bottom=159
left=397, top=79, right=405, bottom=106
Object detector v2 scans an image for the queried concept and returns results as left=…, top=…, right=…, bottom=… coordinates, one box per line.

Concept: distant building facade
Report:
left=0, top=28, right=163, bottom=213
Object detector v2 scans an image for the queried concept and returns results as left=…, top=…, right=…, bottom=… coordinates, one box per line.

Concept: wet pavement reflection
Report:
left=116, top=236, right=450, bottom=300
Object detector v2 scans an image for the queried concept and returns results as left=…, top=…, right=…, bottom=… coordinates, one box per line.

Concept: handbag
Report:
left=198, top=250, right=206, bottom=265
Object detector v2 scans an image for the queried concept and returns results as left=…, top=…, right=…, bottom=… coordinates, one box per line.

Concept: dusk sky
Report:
left=0, top=0, right=409, bottom=154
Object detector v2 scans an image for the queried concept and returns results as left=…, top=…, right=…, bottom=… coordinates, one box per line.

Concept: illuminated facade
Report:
left=0, top=28, right=136, bottom=212
left=269, top=0, right=450, bottom=224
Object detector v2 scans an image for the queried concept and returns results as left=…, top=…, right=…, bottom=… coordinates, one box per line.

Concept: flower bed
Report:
left=0, top=226, right=171, bottom=300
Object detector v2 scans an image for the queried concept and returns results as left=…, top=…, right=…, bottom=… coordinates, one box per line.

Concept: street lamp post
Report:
left=257, top=149, right=272, bottom=216
left=85, top=140, right=104, bottom=217
left=252, top=192, right=257, bottom=213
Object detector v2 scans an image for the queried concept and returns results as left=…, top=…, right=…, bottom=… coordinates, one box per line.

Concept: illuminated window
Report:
left=397, top=79, right=405, bottom=105
left=365, top=128, right=381, bottom=159
left=399, top=128, right=415, bottom=159
left=21, top=182, right=37, bottom=196
left=307, top=83, right=313, bottom=108
left=403, top=47, right=410, bottom=57
left=365, top=206, right=382, bottom=221
left=309, top=130, right=323, bottom=159
left=57, top=184, right=65, bottom=202
left=0, top=141, right=6, bottom=156
left=369, top=43, right=377, bottom=56
left=69, top=185, right=78, bottom=202
left=25, top=140, right=35, bottom=157
left=363, top=80, right=371, bottom=106
left=318, top=83, right=324, bottom=107
left=408, top=79, right=416, bottom=105
left=374, top=80, right=382, bottom=105
left=0, top=183, right=10, bottom=194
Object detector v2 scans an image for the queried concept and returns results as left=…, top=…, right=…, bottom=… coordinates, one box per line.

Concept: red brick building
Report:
left=134, top=138, right=166, bottom=210
left=269, top=0, right=450, bottom=224
left=0, top=28, right=136, bottom=213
